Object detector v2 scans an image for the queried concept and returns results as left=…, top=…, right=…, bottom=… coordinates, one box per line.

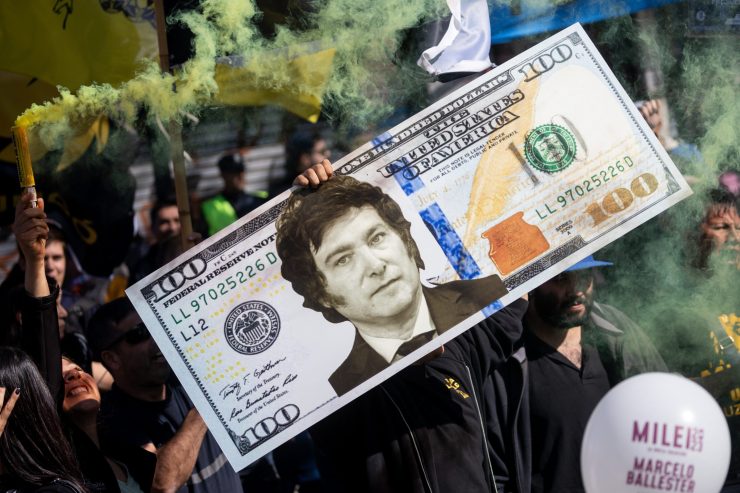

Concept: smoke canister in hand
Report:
left=11, top=125, right=36, bottom=207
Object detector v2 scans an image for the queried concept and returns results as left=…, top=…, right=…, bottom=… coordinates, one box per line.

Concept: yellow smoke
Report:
left=15, top=0, right=443, bottom=153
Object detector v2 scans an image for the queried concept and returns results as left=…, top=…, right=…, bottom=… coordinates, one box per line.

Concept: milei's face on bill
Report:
left=312, top=205, right=423, bottom=334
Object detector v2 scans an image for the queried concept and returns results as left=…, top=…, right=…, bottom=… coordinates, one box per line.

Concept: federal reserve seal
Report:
left=224, top=301, right=280, bottom=355
left=524, top=124, right=577, bottom=173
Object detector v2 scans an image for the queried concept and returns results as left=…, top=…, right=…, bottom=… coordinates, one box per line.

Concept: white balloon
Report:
left=581, top=372, right=731, bottom=493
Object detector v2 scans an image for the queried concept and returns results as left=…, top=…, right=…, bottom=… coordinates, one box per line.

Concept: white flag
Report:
left=418, top=0, right=493, bottom=78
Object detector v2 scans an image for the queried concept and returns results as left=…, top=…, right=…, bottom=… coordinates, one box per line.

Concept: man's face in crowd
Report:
left=222, top=170, right=246, bottom=193
left=531, top=270, right=595, bottom=329
left=106, top=311, right=170, bottom=386
left=312, top=206, right=422, bottom=334
left=154, top=205, right=181, bottom=242
left=44, top=240, right=66, bottom=288
left=702, top=207, right=740, bottom=269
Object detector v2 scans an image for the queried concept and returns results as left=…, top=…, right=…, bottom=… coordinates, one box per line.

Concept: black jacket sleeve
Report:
left=441, top=298, right=528, bottom=381
left=440, top=298, right=530, bottom=493
left=20, top=278, right=63, bottom=406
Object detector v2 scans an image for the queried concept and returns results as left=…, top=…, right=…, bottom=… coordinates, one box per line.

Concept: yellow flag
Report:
left=56, top=114, right=110, bottom=172
left=0, top=2, right=156, bottom=165
left=0, top=73, right=59, bottom=162
left=0, top=1, right=157, bottom=91
left=214, top=47, right=336, bottom=123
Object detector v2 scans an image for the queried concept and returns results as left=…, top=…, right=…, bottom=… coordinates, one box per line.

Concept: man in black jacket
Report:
left=296, top=162, right=531, bottom=493
left=311, top=298, right=531, bottom=493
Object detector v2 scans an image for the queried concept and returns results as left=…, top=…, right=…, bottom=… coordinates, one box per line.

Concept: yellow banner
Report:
left=0, top=1, right=157, bottom=91
left=214, top=48, right=336, bottom=123
left=0, top=2, right=155, bottom=164
left=0, top=73, right=59, bottom=162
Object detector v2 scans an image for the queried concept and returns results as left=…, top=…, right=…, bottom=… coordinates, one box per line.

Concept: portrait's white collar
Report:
left=358, top=293, right=437, bottom=364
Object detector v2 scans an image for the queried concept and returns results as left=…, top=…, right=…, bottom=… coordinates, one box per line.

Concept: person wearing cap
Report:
left=523, top=255, right=667, bottom=493
left=200, top=152, right=267, bottom=237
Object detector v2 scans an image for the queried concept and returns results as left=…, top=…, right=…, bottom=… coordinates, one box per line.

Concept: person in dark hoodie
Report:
left=296, top=161, right=531, bottom=493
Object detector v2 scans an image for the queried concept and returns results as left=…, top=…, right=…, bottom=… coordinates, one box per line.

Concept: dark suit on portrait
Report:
left=328, top=274, right=507, bottom=396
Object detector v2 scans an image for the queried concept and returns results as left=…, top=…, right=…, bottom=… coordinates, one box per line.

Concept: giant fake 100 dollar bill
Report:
left=126, top=24, right=691, bottom=470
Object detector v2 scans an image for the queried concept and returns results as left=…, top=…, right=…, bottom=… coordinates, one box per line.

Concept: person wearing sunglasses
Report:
left=523, top=256, right=667, bottom=493
left=88, top=298, right=244, bottom=493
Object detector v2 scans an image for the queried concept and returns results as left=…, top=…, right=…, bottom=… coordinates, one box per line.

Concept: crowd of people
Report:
left=0, top=110, right=737, bottom=493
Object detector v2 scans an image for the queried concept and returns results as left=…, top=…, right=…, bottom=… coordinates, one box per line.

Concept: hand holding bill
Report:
left=293, top=159, right=333, bottom=188
left=637, top=99, right=662, bottom=139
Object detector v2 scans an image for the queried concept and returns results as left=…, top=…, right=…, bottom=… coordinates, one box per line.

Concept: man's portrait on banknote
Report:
left=275, top=175, right=507, bottom=395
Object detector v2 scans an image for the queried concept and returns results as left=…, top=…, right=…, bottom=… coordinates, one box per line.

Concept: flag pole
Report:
left=154, top=0, right=194, bottom=250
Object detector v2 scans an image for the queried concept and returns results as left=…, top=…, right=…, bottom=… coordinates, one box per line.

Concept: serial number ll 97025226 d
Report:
left=535, top=156, right=635, bottom=220
left=188, top=253, right=278, bottom=315
left=168, top=253, right=278, bottom=326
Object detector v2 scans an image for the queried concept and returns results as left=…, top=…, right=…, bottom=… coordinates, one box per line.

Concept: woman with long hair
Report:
left=17, top=190, right=165, bottom=493
left=12, top=192, right=153, bottom=493
left=0, top=347, right=86, bottom=493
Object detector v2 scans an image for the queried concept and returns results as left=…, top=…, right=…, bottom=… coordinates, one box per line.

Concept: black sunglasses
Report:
left=108, top=323, right=151, bottom=349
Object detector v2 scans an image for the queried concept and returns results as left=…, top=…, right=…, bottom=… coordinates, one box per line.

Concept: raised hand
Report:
left=14, top=191, right=48, bottom=265
left=14, top=191, right=50, bottom=297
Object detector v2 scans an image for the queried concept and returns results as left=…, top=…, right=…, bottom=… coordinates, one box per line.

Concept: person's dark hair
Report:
left=87, top=297, right=136, bottom=362
left=149, top=199, right=178, bottom=229
left=285, top=131, right=322, bottom=175
left=217, top=153, right=246, bottom=175
left=0, top=347, right=86, bottom=491
left=275, top=175, right=424, bottom=323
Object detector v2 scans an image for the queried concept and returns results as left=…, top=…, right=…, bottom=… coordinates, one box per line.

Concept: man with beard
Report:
left=523, top=256, right=666, bottom=493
